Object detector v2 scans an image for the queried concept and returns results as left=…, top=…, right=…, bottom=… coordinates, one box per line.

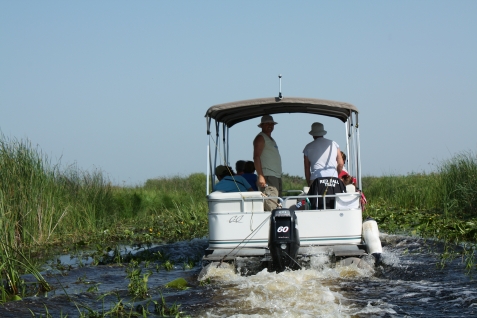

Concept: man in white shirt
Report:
left=303, top=122, right=344, bottom=187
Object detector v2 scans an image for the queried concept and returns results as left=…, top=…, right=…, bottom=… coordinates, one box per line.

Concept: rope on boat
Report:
left=216, top=216, right=270, bottom=268
left=283, top=250, right=302, bottom=270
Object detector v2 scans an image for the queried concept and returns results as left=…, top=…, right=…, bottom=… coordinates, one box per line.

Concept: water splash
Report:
left=197, top=255, right=377, bottom=317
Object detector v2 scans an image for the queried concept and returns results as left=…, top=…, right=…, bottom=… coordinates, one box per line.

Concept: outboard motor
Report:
left=268, top=208, right=300, bottom=272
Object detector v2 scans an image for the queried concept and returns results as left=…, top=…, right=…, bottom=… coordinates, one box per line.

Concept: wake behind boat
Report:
left=201, top=79, right=382, bottom=274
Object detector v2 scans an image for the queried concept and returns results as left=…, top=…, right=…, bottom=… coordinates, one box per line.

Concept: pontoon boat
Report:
left=202, top=85, right=382, bottom=273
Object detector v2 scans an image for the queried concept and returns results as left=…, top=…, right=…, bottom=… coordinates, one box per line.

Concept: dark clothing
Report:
left=242, top=173, right=258, bottom=191
left=214, top=175, right=251, bottom=192
left=307, top=177, right=346, bottom=209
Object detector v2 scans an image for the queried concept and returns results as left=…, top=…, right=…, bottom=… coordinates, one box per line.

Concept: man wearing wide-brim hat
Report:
left=253, top=115, right=282, bottom=210
left=303, top=122, right=344, bottom=187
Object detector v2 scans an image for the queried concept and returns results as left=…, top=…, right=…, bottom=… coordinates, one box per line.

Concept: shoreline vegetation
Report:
left=1, top=134, right=476, bottom=306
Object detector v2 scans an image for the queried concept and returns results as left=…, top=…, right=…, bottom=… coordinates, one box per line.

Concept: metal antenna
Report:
left=278, top=74, right=283, bottom=99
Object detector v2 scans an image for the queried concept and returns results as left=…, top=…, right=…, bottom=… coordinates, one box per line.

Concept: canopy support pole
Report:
left=213, top=120, right=219, bottom=186
left=206, top=136, right=210, bottom=195
left=345, top=121, right=350, bottom=173
left=226, top=126, right=230, bottom=166
left=355, top=113, right=362, bottom=189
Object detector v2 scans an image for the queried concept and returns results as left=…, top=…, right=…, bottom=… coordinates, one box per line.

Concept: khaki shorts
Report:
left=259, top=176, right=282, bottom=211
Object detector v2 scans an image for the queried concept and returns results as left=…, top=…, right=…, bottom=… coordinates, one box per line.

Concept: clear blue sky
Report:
left=1, top=1, right=476, bottom=185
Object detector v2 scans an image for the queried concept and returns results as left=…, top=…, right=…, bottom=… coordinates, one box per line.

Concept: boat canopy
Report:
left=205, top=97, right=359, bottom=130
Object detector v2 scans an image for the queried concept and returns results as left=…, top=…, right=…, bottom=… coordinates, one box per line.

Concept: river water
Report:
left=1, top=234, right=476, bottom=317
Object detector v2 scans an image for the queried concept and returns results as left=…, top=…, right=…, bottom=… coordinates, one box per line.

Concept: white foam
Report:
left=199, top=263, right=385, bottom=317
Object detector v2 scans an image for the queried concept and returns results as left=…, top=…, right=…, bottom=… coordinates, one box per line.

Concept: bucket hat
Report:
left=309, top=122, right=327, bottom=136
left=258, top=115, right=278, bottom=127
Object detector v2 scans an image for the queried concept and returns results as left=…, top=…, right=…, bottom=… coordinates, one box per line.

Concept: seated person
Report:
left=338, top=151, right=349, bottom=179
left=338, top=151, right=357, bottom=186
left=235, top=160, right=246, bottom=175
left=214, top=165, right=253, bottom=192
left=341, top=173, right=357, bottom=193
left=242, top=160, right=258, bottom=191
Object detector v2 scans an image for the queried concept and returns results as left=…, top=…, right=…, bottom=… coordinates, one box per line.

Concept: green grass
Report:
left=363, top=151, right=477, bottom=273
left=282, top=173, right=308, bottom=194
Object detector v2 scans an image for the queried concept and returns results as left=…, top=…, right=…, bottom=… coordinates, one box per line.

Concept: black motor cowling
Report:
left=268, top=208, right=300, bottom=272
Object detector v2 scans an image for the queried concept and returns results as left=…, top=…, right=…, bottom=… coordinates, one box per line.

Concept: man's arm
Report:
left=336, top=147, right=344, bottom=174
left=253, top=134, right=267, bottom=188
left=304, top=155, right=311, bottom=186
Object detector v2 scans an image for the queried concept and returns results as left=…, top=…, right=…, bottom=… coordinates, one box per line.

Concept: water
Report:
left=1, top=235, right=476, bottom=317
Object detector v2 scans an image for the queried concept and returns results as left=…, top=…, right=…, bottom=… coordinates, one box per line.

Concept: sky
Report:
left=1, top=1, right=476, bottom=186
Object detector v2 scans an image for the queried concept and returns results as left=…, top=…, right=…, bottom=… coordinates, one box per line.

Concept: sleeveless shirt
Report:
left=258, top=132, right=282, bottom=178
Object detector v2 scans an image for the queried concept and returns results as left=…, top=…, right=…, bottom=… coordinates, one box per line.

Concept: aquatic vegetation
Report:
left=154, top=293, right=186, bottom=317
left=364, top=151, right=477, bottom=274
left=182, top=259, right=195, bottom=270
left=164, top=277, right=188, bottom=290
left=126, top=261, right=152, bottom=299
left=0, top=240, right=50, bottom=302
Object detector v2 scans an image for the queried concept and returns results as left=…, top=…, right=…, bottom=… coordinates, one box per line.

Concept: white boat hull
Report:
left=207, top=191, right=363, bottom=249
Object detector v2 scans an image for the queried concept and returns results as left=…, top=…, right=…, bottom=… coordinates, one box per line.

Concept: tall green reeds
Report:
left=362, top=173, right=442, bottom=211
left=363, top=151, right=477, bottom=221
left=363, top=151, right=477, bottom=273
left=0, top=134, right=114, bottom=301
left=0, top=134, right=114, bottom=247
left=438, top=151, right=477, bottom=219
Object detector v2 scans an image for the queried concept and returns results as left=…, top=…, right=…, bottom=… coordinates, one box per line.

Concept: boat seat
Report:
left=207, top=191, right=264, bottom=213
left=335, top=193, right=360, bottom=210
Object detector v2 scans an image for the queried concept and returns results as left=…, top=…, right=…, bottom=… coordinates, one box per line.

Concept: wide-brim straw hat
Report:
left=309, top=122, right=327, bottom=136
left=258, top=115, right=278, bottom=127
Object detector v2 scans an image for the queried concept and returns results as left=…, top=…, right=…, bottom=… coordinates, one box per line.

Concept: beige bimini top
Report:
left=205, top=97, right=358, bottom=129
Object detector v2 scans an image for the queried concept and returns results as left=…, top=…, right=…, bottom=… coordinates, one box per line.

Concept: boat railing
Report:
left=208, top=191, right=360, bottom=212
left=283, top=192, right=361, bottom=210
left=207, top=191, right=284, bottom=213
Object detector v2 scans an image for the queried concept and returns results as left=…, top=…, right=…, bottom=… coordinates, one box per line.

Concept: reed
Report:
left=0, top=135, right=116, bottom=246
left=438, top=151, right=477, bottom=218
left=363, top=151, right=477, bottom=221
left=363, top=151, right=477, bottom=273
left=0, top=134, right=116, bottom=301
